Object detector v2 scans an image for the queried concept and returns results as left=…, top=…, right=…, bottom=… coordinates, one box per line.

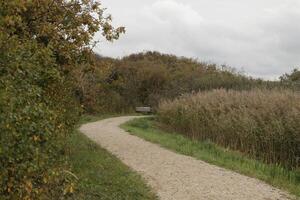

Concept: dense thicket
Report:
left=78, top=51, right=281, bottom=113
left=158, top=89, right=300, bottom=169
left=280, top=69, right=300, bottom=89
left=0, top=1, right=123, bottom=199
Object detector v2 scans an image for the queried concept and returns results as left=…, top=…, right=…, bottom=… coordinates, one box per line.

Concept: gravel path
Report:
left=79, top=116, right=294, bottom=200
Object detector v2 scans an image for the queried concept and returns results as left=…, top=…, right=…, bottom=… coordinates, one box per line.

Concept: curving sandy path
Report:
left=79, top=116, right=294, bottom=200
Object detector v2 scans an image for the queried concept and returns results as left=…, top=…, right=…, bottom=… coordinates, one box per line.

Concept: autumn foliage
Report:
left=0, top=0, right=124, bottom=199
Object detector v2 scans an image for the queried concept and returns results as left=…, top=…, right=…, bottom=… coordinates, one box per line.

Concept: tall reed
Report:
left=158, top=89, right=300, bottom=169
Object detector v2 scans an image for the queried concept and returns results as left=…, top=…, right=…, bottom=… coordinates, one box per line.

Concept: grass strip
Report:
left=121, top=117, right=300, bottom=198
left=68, top=115, right=157, bottom=200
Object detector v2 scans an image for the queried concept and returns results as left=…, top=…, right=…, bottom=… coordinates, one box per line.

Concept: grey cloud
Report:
left=95, top=0, right=300, bottom=80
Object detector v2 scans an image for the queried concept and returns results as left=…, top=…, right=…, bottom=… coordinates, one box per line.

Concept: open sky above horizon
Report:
left=94, top=0, right=300, bottom=80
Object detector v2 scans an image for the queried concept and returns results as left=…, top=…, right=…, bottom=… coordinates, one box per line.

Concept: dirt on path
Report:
left=79, top=116, right=294, bottom=200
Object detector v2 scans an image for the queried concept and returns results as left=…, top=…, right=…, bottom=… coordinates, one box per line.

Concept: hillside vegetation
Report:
left=76, top=52, right=289, bottom=114
left=158, top=89, right=300, bottom=169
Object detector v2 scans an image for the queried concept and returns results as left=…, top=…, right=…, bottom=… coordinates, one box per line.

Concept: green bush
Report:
left=158, top=89, right=300, bottom=169
left=0, top=37, right=80, bottom=199
left=0, top=0, right=124, bottom=199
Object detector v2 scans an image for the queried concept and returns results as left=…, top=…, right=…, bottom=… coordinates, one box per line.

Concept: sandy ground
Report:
left=79, top=116, right=294, bottom=200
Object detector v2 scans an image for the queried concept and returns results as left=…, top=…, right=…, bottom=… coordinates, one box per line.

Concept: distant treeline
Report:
left=76, top=51, right=299, bottom=113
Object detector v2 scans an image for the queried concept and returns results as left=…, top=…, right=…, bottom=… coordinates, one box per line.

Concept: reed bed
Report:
left=158, top=89, right=300, bottom=169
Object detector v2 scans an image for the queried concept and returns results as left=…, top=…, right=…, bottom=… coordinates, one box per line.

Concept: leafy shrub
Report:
left=0, top=0, right=124, bottom=199
left=0, top=36, right=80, bottom=199
left=158, top=89, right=300, bottom=169
left=280, top=68, right=300, bottom=90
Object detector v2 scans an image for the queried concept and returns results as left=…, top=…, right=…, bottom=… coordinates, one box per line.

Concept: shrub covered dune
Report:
left=77, top=52, right=294, bottom=114
left=158, top=89, right=300, bottom=169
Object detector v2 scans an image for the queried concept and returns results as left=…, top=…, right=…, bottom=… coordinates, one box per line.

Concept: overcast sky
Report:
left=94, top=0, right=300, bottom=80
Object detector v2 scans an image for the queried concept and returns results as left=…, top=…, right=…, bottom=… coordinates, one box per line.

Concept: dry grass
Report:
left=158, top=89, right=300, bottom=169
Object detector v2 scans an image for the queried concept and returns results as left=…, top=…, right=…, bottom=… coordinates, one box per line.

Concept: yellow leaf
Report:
left=33, top=135, right=39, bottom=142
left=69, top=186, right=74, bottom=193
left=43, top=177, right=47, bottom=183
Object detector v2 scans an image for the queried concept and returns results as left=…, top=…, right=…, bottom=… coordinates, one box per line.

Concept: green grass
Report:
left=121, top=117, right=300, bottom=198
left=68, top=115, right=157, bottom=200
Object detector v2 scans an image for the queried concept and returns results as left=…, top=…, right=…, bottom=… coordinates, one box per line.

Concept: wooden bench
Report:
left=135, top=107, right=151, bottom=114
